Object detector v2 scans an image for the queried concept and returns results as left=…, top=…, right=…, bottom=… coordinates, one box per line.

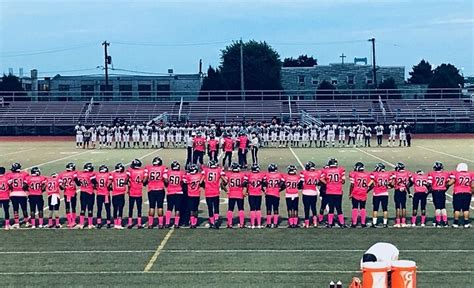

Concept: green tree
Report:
left=317, top=80, right=336, bottom=90
left=315, top=80, right=336, bottom=99
left=378, top=77, right=397, bottom=89
left=220, top=40, right=282, bottom=92
left=282, top=55, right=317, bottom=67
left=201, top=66, right=226, bottom=91
left=428, top=63, right=464, bottom=88
left=408, top=59, right=433, bottom=84
left=0, top=74, right=24, bottom=91
left=377, top=77, right=401, bottom=99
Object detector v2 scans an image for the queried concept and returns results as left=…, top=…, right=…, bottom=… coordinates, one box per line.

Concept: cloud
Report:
left=429, top=18, right=474, bottom=25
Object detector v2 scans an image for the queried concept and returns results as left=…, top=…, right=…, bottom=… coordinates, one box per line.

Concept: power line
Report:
left=110, top=68, right=174, bottom=75
left=113, top=40, right=233, bottom=47
left=36, top=68, right=100, bottom=74
left=270, top=39, right=366, bottom=46
left=0, top=42, right=97, bottom=57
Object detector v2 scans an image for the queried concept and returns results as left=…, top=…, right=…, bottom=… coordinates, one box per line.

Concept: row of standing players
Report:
left=1, top=157, right=470, bottom=230
left=74, top=120, right=412, bottom=149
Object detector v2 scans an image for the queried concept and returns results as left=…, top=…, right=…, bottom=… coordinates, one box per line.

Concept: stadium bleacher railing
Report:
left=0, top=88, right=471, bottom=102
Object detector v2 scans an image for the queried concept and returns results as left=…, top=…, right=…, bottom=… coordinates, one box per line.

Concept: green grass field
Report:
left=0, top=137, right=473, bottom=287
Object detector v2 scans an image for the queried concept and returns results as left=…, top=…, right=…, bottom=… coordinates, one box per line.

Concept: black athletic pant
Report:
left=251, top=147, right=258, bottom=165
left=209, top=150, right=218, bottom=162
left=0, top=200, right=10, bottom=221
left=327, top=194, right=343, bottom=215
left=228, top=198, right=244, bottom=211
left=222, top=151, right=232, bottom=167
left=406, top=134, right=411, bottom=147
left=186, top=147, right=193, bottom=169
left=80, top=192, right=95, bottom=217
left=96, top=195, right=111, bottom=221
left=128, top=196, right=143, bottom=217
left=64, top=195, right=77, bottom=213
left=248, top=195, right=262, bottom=211
left=206, top=196, right=220, bottom=217
left=193, top=150, right=204, bottom=165
left=11, top=196, right=28, bottom=216
left=377, top=135, right=383, bottom=146
left=303, top=195, right=317, bottom=220
left=112, top=194, right=125, bottom=219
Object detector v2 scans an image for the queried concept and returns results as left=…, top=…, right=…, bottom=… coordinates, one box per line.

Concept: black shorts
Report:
left=47, top=195, right=60, bottom=211
left=453, top=193, right=472, bottom=212
left=10, top=196, right=28, bottom=212
left=167, top=194, right=183, bottom=212
left=265, top=195, right=280, bottom=213
left=148, top=190, right=165, bottom=209
left=248, top=195, right=262, bottom=211
left=412, top=193, right=427, bottom=211
left=285, top=197, right=299, bottom=211
left=351, top=198, right=366, bottom=209
left=394, top=190, right=407, bottom=209
left=432, top=190, right=446, bottom=210
left=188, top=196, right=200, bottom=212
left=373, top=195, right=388, bottom=212
left=28, top=195, right=44, bottom=211
left=228, top=198, right=244, bottom=211
left=80, top=192, right=95, bottom=211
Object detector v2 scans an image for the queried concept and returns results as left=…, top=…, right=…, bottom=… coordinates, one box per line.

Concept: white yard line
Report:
left=1, top=249, right=471, bottom=255
left=0, top=270, right=469, bottom=275
left=288, top=147, right=304, bottom=168
left=143, top=229, right=174, bottom=272
left=417, top=146, right=474, bottom=163
left=0, top=148, right=36, bottom=157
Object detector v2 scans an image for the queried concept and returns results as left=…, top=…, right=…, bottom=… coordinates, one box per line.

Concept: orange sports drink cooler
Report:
left=391, top=260, right=417, bottom=288
left=362, top=262, right=389, bottom=288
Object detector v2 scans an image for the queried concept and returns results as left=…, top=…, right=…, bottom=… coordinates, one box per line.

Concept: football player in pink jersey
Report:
left=25, top=167, right=46, bottom=228
left=95, top=165, right=112, bottom=229
left=320, top=159, right=346, bottom=228
left=300, top=161, right=321, bottom=228
left=6, top=162, right=30, bottom=228
left=110, top=163, right=128, bottom=229
left=283, top=165, right=302, bottom=228
left=185, top=164, right=203, bottom=228
left=391, top=162, right=411, bottom=227
left=59, top=162, right=78, bottom=228
left=126, top=159, right=147, bottom=229
left=409, top=170, right=430, bottom=227
left=428, top=162, right=450, bottom=227
left=45, top=173, right=62, bottom=229
left=447, top=163, right=473, bottom=228
left=144, top=157, right=168, bottom=229
left=164, top=161, right=186, bottom=228
left=0, top=167, right=12, bottom=230
left=370, top=163, right=392, bottom=228
left=246, top=164, right=265, bottom=228
left=75, top=163, right=97, bottom=229
left=349, top=162, right=373, bottom=228
left=225, top=163, right=248, bottom=228
left=202, top=160, right=225, bottom=229
left=264, top=163, right=285, bottom=228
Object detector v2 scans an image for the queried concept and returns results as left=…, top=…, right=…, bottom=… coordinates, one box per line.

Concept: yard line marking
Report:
left=417, top=146, right=474, bottom=163
left=354, top=148, right=396, bottom=167
left=0, top=148, right=36, bottom=157
left=1, top=249, right=472, bottom=255
left=353, top=148, right=472, bottom=210
left=143, top=229, right=174, bottom=272
left=0, top=270, right=470, bottom=275
left=24, top=150, right=92, bottom=170
left=288, top=147, right=304, bottom=168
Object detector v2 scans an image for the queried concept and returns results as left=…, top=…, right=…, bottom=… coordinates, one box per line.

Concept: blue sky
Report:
left=0, top=0, right=473, bottom=79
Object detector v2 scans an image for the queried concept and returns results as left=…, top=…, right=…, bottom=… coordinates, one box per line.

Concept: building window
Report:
left=298, top=75, right=305, bottom=85
left=331, top=78, right=338, bottom=85
left=311, top=77, right=319, bottom=85
left=347, top=75, right=355, bottom=85
left=366, top=77, right=373, bottom=85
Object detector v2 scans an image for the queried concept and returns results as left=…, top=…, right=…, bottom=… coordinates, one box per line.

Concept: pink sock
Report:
left=79, top=215, right=84, bottom=226
left=114, top=219, right=118, bottom=226
left=266, top=215, right=271, bottom=225
left=273, top=215, right=279, bottom=225
left=351, top=209, right=358, bottom=225
left=158, top=216, right=164, bottom=226
left=411, top=216, right=416, bottom=225
left=256, top=211, right=262, bottom=226
left=55, top=217, right=60, bottom=226
left=396, top=218, right=401, bottom=225
left=31, top=218, right=35, bottom=227
left=48, top=218, right=53, bottom=226
left=148, top=216, right=153, bottom=226
left=318, top=214, right=323, bottom=223
left=88, top=217, right=93, bottom=226
left=304, top=219, right=309, bottom=227
left=214, top=213, right=219, bottom=221
left=97, top=218, right=102, bottom=224
left=442, top=215, right=448, bottom=222
left=328, top=214, right=334, bottom=225
left=401, top=218, right=406, bottom=225
left=14, top=215, right=19, bottom=225
left=174, top=216, right=180, bottom=226
left=165, top=211, right=172, bottom=225
left=190, top=216, right=196, bottom=226
left=293, top=217, right=298, bottom=226
left=338, top=214, right=344, bottom=225
left=238, top=211, right=244, bottom=226
left=128, top=218, right=133, bottom=226
left=138, top=217, right=142, bottom=226
left=313, top=216, right=318, bottom=226
left=209, top=217, right=215, bottom=224
left=360, top=209, right=366, bottom=225
left=72, top=213, right=77, bottom=223
left=118, top=217, right=122, bottom=226
left=250, top=211, right=256, bottom=226
left=288, top=217, right=293, bottom=225
left=227, top=211, right=233, bottom=226
left=435, top=215, right=441, bottom=223
left=421, top=216, right=426, bottom=224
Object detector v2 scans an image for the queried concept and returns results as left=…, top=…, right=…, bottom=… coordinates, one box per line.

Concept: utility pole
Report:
left=102, top=41, right=110, bottom=90
left=368, top=38, right=377, bottom=87
left=240, top=38, right=245, bottom=100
